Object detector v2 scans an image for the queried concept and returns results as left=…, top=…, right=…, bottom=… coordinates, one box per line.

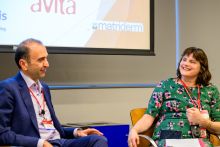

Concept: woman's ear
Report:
left=19, top=59, right=28, bottom=71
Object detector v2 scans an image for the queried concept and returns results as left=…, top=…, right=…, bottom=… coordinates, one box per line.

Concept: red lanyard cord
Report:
left=29, top=88, right=46, bottom=115
left=179, top=79, right=201, bottom=110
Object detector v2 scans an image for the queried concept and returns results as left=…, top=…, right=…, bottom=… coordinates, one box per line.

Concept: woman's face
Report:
left=179, top=53, right=201, bottom=79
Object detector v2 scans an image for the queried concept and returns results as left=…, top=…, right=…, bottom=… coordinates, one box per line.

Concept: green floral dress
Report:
left=145, top=78, right=220, bottom=147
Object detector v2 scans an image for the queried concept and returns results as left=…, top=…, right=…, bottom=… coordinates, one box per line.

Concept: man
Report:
left=0, top=38, right=108, bottom=147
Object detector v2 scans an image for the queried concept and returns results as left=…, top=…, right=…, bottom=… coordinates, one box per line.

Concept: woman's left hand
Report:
left=186, top=107, right=203, bottom=125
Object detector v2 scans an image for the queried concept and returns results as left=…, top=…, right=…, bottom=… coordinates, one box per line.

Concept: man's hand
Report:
left=76, top=128, right=104, bottom=137
left=43, top=140, right=53, bottom=147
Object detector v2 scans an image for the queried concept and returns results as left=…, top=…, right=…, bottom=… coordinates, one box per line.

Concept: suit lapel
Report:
left=43, top=86, right=62, bottom=132
left=43, top=86, right=64, bottom=136
left=43, top=89, right=55, bottom=119
left=16, top=73, right=39, bottom=132
left=16, top=72, right=64, bottom=136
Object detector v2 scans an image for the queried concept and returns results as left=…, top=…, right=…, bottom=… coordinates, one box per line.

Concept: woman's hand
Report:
left=76, top=128, right=103, bottom=137
left=186, top=107, right=203, bottom=125
left=128, top=128, right=139, bottom=147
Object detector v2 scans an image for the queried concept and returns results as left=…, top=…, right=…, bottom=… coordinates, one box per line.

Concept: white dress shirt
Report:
left=20, top=72, right=61, bottom=147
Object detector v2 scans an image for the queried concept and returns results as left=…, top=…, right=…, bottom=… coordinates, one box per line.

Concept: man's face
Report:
left=22, top=43, right=49, bottom=82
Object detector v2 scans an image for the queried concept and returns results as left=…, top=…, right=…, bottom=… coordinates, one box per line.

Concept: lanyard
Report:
left=29, top=88, right=46, bottom=116
left=179, top=79, right=201, bottom=110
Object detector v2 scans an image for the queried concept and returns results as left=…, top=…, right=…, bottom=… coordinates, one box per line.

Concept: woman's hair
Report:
left=176, top=47, right=211, bottom=86
left=14, top=38, right=43, bottom=69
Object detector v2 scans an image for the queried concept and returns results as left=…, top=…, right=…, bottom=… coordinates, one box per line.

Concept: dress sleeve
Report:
left=145, top=80, right=165, bottom=118
left=209, top=85, right=220, bottom=121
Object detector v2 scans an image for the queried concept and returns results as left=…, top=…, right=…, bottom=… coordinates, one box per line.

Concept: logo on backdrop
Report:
left=30, top=0, right=76, bottom=15
left=0, top=10, right=7, bottom=21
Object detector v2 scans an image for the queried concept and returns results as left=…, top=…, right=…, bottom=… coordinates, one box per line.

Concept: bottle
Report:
left=200, top=110, right=209, bottom=138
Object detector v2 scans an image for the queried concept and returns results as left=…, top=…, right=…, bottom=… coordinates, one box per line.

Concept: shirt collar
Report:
left=20, top=71, right=42, bottom=90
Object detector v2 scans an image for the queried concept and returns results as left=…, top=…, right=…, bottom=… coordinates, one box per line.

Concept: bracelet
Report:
left=206, top=120, right=212, bottom=130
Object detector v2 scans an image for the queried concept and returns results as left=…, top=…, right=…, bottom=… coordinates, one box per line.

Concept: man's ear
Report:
left=19, top=59, right=28, bottom=71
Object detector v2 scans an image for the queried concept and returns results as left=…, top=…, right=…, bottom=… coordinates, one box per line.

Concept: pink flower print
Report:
left=173, top=102, right=180, bottom=112
left=208, top=91, right=212, bottom=97
left=168, top=121, right=174, bottom=129
left=211, top=104, right=215, bottom=108
left=177, top=87, right=184, bottom=94
left=152, top=92, right=158, bottom=99
left=157, top=82, right=162, bottom=88
left=158, top=92, right=163, bottom=97
left=188, top=130, right=192, bottom=135
left=155, top=101, right=161, bottom=108
left=176, top=112, right=182, bottom=117
left=165, top=91, right=171, bottom=99
left=178, top=121, right=184, bottom=128
left=166, top=102, right=171, bottom=108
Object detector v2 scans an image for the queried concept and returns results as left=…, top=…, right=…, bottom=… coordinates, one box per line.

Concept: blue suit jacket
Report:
left=0, top=72, right=74, bottom=146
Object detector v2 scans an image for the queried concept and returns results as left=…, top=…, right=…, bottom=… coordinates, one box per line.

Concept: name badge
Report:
left=41, top=119, right=55, bottom=129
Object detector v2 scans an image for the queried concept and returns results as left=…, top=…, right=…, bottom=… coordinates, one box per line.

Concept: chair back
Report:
left=130, top=108, right=156, bottom=147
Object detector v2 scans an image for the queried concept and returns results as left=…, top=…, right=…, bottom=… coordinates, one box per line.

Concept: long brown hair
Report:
left=176, top=47, right=211, bottom=86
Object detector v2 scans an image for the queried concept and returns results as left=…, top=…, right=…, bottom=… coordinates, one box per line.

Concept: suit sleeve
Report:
left=0, top=81, right=39, bottom=147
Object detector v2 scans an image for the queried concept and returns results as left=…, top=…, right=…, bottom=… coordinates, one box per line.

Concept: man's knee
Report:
left=89, top=135, right=108, bottom=146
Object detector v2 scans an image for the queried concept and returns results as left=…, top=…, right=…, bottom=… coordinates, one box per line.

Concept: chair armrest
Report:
left=210, top=134, right=220, bottom=146
left=138, top=134, right=158, bottom=147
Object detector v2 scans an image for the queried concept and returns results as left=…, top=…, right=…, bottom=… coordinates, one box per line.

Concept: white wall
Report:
left=51, top=88, right=153, bottom=125
left=179, top=0, right=220, bottom=88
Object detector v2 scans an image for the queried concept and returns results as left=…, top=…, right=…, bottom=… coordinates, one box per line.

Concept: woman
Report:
left=128, top=47, right=220, bottom=147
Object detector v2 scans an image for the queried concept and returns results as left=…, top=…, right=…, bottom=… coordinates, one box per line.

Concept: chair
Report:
left=130, top=108, right=157, bottom=147
left=210, top=134, right=220, bottom=146
left=130, top=108, right=220, bottom=147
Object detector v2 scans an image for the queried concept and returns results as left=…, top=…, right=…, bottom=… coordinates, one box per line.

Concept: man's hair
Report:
left=15, top=38, right=43, bottom=69
left=176, top=47, right=211, bottom=86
